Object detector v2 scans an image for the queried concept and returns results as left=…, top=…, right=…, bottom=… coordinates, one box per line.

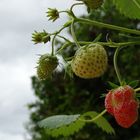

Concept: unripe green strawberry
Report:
left=71, top=44, right=108, bottom=79
left=83, top=0, right=103, bottom=9
left=37, top=54, right=58, bottom=80
left=105, top=85, right=139, bottom=128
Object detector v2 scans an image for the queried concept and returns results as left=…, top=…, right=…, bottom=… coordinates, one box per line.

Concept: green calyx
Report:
left=32, top=30, right=50, bottom=44
left=47, top=8, right=59, bottom=22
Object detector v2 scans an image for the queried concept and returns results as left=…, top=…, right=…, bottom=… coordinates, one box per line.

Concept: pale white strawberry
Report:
left=71, top=44, right=108, bottom=79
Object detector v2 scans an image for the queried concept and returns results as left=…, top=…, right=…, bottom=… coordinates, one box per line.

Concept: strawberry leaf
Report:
left=46, top=118, right=85, bottom=137
left=82, top=111, right=115, bottom=134
left=38, top=115, right=85, bottom=137
left=113, top=0, right=140, bottom=19
left=38, top=115, right=80, bottom=129
left=100, top=93, right=106, bottom=98
left=38, top=111, right=115, bottom=137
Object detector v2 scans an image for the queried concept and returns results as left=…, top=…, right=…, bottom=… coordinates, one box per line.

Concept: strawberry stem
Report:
left=51, top=26, right=67, bottom=56
left=70, top=2, right=84, bottom=13
left=57, top=35, right=71, bottom=42
left=135, top=88, right=140, bottom=92
left=75, top=18, right=140, bottom=35
left=114, top=47, right=122, bottom=85
left=51, top=34, right=57, bottom=56
left=80, top=109, right=107, bottom=123
left=76, top=41, right=140, bottom=47
left=71, top=19, right=81, bottom=48
left=56, top=42, right=71, bottom=54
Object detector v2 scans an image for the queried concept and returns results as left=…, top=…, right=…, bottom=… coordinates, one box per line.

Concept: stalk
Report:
left=75, top=18, right=140, bottom=35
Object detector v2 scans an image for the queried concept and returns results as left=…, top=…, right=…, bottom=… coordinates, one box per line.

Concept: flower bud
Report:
left=32, top=30, right=50, bottom=44
left=47, top=8, right=59, bottom=22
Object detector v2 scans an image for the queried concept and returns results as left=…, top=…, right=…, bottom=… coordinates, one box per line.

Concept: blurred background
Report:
left=0, top=0, right=140, bottom=140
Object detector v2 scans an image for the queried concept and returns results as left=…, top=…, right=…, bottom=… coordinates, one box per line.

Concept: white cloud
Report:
left=0, top=132, right=24, bottom=140
left=0, top=61, right=35, bottom=134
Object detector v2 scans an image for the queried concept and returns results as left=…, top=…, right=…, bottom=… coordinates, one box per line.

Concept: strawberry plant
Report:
left=31, top=0, right=140, bottom=138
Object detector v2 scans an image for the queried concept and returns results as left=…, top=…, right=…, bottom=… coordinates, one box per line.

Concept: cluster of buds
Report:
left=47, top=8, right=59, bottom=22
left=32, top=30, right=50, bottom=44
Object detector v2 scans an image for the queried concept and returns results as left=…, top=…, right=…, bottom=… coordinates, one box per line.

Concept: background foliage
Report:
left=27, top=0, right=140, bottom=139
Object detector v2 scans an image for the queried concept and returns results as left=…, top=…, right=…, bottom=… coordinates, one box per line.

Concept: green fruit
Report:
left=71, top=44, right=108, bottom=79
left=37, top=54, right=58, bottom=80
left=83, top=0, right=103, bottom=9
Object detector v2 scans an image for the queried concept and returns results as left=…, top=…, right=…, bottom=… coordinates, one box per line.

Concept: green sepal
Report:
left=46, top=8, right=59, bottom=22
left=93, top=33, right=102, bottom=42
left=128, top=80, right=139, bottom=88
left=108, top=81, right=119, bottom=89
left=136, top=93, right=140, bottom=98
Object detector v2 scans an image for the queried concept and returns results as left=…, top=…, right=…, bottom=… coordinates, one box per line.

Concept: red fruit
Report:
left=105, top=85, right=139, bottom=128
left=114, top=100, right=139, bottom=128
left=112, top=85, right=134, bottom=103
left=105, top=91, right=114, bottom=116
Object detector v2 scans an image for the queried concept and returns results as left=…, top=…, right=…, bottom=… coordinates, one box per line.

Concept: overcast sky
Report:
left=0, top=0, right=87, bottom=140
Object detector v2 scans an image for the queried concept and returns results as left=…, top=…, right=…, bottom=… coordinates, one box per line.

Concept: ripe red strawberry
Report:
left=105, top=85, right=139, bottom=128
left=114, top=100, right=138, bottom=128
left=105, top=91, right=114, bottom=116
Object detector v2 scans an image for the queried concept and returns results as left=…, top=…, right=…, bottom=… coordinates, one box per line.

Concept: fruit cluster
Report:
left=35, top=43, right=108, bottom=80
left=105, top=85, right=139, bottom=128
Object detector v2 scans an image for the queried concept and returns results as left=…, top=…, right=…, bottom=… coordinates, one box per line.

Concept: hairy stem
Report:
left=57, top=35, right=71, bottom=42
left=75, top=18, right=140, bottom=35
left=71, top=19, right=80, bottom=47
left=72, top=41, right=140, bottom=47
left=135, top=87, right=140, bottom=92
left=70, top=3, right=84, bottom=12
left=56, top=42, right=71, bottom=54
left=80, top=109, right=107, bottom=123
left=114, top=47, right=122, bottom=85
left=51, top=26, right=67, bottom=55
left=51, top=34, right=57, bottom=56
